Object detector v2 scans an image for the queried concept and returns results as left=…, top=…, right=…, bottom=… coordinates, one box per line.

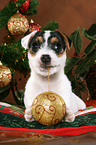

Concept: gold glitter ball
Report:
left=32, top=91, right=66, bottom=126
left=7, top=12, right=29, bottom=35
left=0, top=62, right=12, bottom=87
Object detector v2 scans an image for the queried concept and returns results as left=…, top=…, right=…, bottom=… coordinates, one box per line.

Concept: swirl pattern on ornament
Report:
left=35, top=105, right=45, bottom=114
left=48, top=105, right=56, bottom=114
left=46, top=93, right=56, bottom=101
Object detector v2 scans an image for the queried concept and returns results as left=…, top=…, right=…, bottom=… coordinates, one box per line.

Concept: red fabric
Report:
left=0, top=125, right=96, bottom=137
left=86, top=100, right=96, bottom=107
left=0, top=105, right=24, bottom=118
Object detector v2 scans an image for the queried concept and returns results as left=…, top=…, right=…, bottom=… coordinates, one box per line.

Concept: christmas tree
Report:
left=0, top=0, right=59, bottom=105
left=0, top=0, right=96, bottom=106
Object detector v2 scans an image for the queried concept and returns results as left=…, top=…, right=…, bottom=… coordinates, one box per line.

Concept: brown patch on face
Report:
left=51, top=36, right=65, bottom=57
left=57, top=51, right=66, bottom=57
left=29, top=50, right=36, bottom=57
left=35, top=36, right=43, bottom=43
left=28, top=36, right=43, bottom=57
left=60, top=32, right=70, bottom=50
left=51, top=37, right=59, bottom=43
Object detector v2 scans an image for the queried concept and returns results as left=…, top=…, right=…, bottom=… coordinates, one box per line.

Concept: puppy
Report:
left=21, top=30, right=86, bottom=122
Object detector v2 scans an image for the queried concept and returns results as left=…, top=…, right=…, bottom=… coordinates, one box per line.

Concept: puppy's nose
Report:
left=41, top=54, right=51, bottom=64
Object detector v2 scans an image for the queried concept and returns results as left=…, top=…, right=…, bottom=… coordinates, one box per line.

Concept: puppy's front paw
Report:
left=65, top=107, right=75, bottom=122
left=65, top=113, right=75, bottom=122
left=25, top=113, right=34, bottom=122
left=25, top=107, right=34, bottom=122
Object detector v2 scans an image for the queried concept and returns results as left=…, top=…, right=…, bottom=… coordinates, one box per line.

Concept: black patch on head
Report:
left=28, top=31, right=45, bottom=53
left=48, top=31, right=67, bottom=54
left=48, top=31, right=66, bottom=54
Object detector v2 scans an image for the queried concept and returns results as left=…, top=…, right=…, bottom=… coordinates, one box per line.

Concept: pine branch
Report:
left=0, top=41, right=29, bottom=75
left=16, top=0, right=26, bottom=7
left=27, top=0, right=39, bottom=15
left=0, top=2, right=17, bottom=29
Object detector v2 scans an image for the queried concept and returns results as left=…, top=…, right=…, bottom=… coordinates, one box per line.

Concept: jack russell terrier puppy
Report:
left=21, top=30, right=86, bottom=122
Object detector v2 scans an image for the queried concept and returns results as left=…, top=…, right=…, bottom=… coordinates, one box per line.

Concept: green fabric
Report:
left=0, top=112, right=96, bottom=129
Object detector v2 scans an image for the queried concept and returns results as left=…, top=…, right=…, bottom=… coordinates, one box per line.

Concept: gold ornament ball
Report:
left=32, top=91, right=66, bottom=126
left=7, top=12, right=29, bottom=35
left=0, top=62, right=12, bottom=87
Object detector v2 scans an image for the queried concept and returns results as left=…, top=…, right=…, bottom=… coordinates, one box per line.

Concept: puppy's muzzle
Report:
left=41, top=54, right=51, bottom=65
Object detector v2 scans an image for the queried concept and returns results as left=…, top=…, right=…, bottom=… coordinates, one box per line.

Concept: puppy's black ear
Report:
left=60, top=32, right=71, bottom=50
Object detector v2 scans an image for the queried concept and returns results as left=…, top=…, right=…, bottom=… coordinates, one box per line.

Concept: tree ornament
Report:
left=0, top=62, right=12, bottom=87
left=31, top=68, right=66, bottom=126
left=28, top=19, right=41, bottom=33
left=7, top=11, right=29, bottom=35
left=32, top=91, right=66, bottom=126
left=20, top=0, right=29, bottom=13
left=9, top=0, right=29, bottom=13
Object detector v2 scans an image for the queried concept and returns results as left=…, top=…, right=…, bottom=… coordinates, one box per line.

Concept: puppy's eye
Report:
left=53, top=42, right=64, bottom=54
left=31, top=41, right=39, bottom=53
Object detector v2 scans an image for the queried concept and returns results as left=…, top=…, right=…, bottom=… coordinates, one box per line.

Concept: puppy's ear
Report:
left=21, top=30, right=38, bottom=50
left=65, top=35, right=71, bottom=49
left=60, top=32, right=71, bottom=50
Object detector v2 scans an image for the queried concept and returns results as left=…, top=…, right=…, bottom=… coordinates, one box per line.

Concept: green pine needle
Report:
left=0, top=41, right=29, bottom=74
left=0, top=2, right=17, bottom=29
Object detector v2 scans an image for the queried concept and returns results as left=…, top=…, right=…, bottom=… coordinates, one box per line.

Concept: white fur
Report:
left=21, top=30, right=38, bottom=50
left=21, top=31, right=86, bottom=122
